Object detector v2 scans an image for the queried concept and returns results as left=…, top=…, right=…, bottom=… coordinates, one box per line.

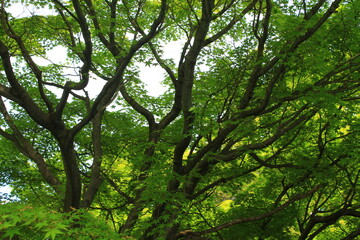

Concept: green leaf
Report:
left=43, top=228, right=63, bottom=240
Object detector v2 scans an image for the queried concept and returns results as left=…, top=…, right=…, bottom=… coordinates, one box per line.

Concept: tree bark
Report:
left=57, top=134, right=82, bottom=211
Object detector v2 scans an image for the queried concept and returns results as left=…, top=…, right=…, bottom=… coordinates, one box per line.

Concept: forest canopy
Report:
left=0, top=0, right=359, bottom=239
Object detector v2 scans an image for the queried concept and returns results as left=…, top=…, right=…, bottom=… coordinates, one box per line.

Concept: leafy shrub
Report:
left=0, top=203, right=120, bottom=239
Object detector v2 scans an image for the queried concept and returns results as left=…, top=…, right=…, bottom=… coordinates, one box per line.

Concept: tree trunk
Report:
left=58, top=136, right=82, bottom=212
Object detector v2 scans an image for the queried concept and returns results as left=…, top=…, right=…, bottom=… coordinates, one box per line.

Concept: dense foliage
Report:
left=0, top=0, right=359, bottom=239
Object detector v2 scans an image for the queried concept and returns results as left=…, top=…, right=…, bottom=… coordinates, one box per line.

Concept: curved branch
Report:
left=0, top=9, right=54, bottom=112
left=71, top=0, right=168, bottom=136
left=83, top=0, right=121, bottom=57
left=0, top=40, right=50, bottom=128
left=51, top=0, right=79, bottom=22
left=204, top=0, right=258, bottom=47
left=119, top=83, right=157, bottom=132
left=0, top=97, right=62, bottom=192
left=177, top=185, right=321, bottom=238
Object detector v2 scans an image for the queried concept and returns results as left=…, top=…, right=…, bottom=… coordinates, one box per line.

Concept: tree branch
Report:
left=177, top=185, right=321, bottom=238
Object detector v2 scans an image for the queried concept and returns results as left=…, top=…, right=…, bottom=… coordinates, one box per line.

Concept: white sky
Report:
left=0, top=186, right=12, bottom=197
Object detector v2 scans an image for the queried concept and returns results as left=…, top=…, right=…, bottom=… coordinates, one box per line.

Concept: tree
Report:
left=0, top=0, right=359, bottom=239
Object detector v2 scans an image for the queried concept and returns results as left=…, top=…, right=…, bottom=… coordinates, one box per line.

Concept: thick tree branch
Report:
left=72, top=0, right=167, bottom=136
left=300, top=208, right=360, bottom=240
left=0, top=8, right=54, bottom=113
left=0, top=40, right=50, bottom=128
left=0, top=97, right=62, bottom=192
left=82, top=110, right=104, bottom=208
left=177, top=185, right=321, bottom=238
left=119, top=83, right=157, bottom=132
left=83, top=0, right=121, bottom=57
left=203, top=0, right=258, bottom=46
left=55, top=0, right=93, bottom=119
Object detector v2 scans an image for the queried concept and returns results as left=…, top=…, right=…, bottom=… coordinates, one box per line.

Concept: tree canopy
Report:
left=0, top=0, right=359, bottom=239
